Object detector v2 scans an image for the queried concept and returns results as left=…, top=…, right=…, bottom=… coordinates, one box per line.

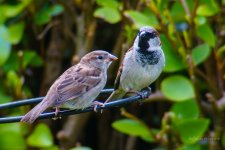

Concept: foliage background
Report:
left=0, top=0, right=224, bottom=150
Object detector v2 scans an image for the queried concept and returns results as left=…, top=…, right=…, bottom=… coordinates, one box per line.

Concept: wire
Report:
left=0, top=95, right=142, bottom=123
left=0, top=88, right=151, bottom=123
left=0, top=89, right=114, bottom=110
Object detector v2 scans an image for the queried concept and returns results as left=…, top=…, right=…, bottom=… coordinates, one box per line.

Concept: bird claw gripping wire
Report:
left=0, top=88, right=152, bottom=123
left=138, top=87, right=152, bottom=99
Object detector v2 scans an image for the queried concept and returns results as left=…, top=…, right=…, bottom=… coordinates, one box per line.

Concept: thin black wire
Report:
left=0, top=89, right=114, bottom=110
left=0, top=89, right=145, bottom=124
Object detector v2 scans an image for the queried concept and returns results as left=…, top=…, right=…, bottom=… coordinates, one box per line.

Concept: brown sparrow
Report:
left=105, top=26, right=165, bottom=103
left=21, top=50, right=117, bottom=123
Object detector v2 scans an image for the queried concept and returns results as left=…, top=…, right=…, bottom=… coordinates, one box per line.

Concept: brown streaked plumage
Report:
left=21, top=50, right=117, bottom=123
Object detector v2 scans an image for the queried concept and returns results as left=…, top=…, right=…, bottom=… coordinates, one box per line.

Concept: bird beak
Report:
left=107, top=54, right=118, bottom=62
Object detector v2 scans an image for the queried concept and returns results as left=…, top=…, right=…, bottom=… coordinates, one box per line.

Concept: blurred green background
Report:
left=0, top=0, right=224, bottom=150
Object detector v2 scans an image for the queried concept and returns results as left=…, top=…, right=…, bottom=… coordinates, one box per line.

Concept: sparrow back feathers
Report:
left=21, top=50, right=117, bottom=123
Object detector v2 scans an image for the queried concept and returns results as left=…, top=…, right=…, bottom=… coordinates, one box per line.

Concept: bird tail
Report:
left=105, top=89, right=126, bottom=103
left=20, top=98, right=50, bottom=124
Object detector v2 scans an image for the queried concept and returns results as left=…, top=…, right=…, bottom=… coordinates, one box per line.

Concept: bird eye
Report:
left=97, top=56, right=103, bottom=60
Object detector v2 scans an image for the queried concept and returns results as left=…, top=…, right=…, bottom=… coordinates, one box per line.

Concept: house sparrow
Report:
left=105, top=26, right=165, bottom=103
left=21, top=50, right=117, bottom=123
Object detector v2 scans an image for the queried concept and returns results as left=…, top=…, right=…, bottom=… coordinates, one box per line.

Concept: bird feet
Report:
left=138, top=87, right=151, bottom=99
left=92, top=101, right=104, bottom=113
left=52, top=107, right=62, bottom=120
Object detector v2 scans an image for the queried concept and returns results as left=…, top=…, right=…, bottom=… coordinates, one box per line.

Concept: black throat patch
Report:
left=136, top=49, right=161, bottom=66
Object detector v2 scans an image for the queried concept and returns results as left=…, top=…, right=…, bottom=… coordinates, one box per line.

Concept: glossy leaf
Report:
left=197, top=0, right=220, bottom=16
left=0, top=0, right=32, bottom=18
left=0, top=123, right=22, bottom=134
left=49, top=4, right=64, bottom=16
left=124, top=10, right=158, bottom=28
left=6, top=71, right=22, bottom=90
left=176, top=119, right=210, bottom=144
left=3, top=51, right=43, bottom=72
left=160, top=34, right=186, bottom=72
left=0, top=38, right=11, bottom=66
left=112, top=119, right=154, bottom=142
left=194, top=16, right=207, bottom=26
left=179, top=144, right=202, bottom=150
left=23, top=51, right=44, bottom=68
left=41, top=146, right=59, bottom=150
left=5, top=22, right=25, bottom=44
left=96, top=0, right=119, bottom=9
left=161, top=75, right=195, bottom=101
left=196, top=24, right=216, bottom=47
left=27, top=124, right=53, bottom=148
left=171, top=99, right=199, bottom=123
left=94, top=7, right=121, bottom=24
left=222, top=132, right=225, bottom=149
left=0, top=131, right=26, bottom=150
left=192, top=43, right=211, bottom=65
left=3, top=52, right=19, bottom=71
left=0, top=92, right=12, bottom=104
left=0, top=123, right=26, bottom=150
left=35, top=4, right=64, bottom=25
left=170, top=2, right=185, bottom=21
left=70, top=147, right=93, bottom=150
left=34, top=5, right=52, bottom=25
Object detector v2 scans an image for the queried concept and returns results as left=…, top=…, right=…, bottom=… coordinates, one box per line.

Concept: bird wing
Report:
left=114, top=47, right=133, bottom=90
left=54, top=65, right=102, bottom=105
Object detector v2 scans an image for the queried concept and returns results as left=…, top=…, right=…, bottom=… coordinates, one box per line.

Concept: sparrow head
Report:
left=134, top=26, right=161, bottom=51
left=81, top=50, right=118, bottom=69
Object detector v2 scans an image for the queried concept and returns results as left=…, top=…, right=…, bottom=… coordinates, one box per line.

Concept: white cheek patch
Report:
left=149, top=37, right=160, bottom=48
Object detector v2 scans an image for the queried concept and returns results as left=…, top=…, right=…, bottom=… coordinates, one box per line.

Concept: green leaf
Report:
left=0, top=82, right=11, bottom=103
left=161, top=75, right=195, bottom=101
left=196, top=24, right=216, bottom=47
left=160, top=34, right=186, bottom=72
left=27, top=124, right=53, bottom=148
left=0, top=123, right=22, bottom=135
left=96, top=0, right=119, bottom=9
left=5, top=22, right=25, bottom=44
left=171, top=99, right=199, bottom=123
left=3, top=51, right=43, bottom=72
left=34, top=4, right=63, bottom=25
left=0, top=123, right=26, bottom=150
left=2, top=52, right=19, bottom=71
left=41, top=146, right=59, bottom=150
left=197, top=0, right=220, bottom=16
left=94, top=7, right=121, bottom=24
left=222, top=132, right=225, bottom=149
left=70, top=147, right=93, bottom=150
left=124, top=10, right=158, bottom=28
left=0, top=131, right=26, bottom=150
left=192, top=43, right=211, bottom=65
left=0, top=92, right=12, bottom=104
left=179, top=144, right=202, bottom=150
left=34, top=5, right=51, bottom=25
left=23, top=51, right=43, bottom=68
left=0, top=37, right=11, bottom=66
left=49, top=4, right=64, bottom=16
left=6, top=70, right=22, bottom=90
left=170, top=2, right=186, bottom=22
left=176, top=119, right=210, bottom=144
left=194, top=16, right=207, bottom=26
left=0, top=0, right=32, bottom=18
left=112, top=119, right=155, bottom=142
